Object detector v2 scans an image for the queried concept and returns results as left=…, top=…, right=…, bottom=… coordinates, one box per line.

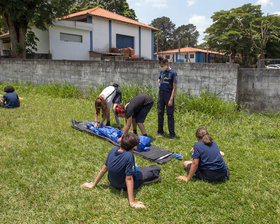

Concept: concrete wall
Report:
left=237, top=69, right=280, bottom=112
left=0, top=59, right=238, bottom=102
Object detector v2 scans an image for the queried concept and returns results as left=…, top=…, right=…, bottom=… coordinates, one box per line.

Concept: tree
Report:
left=71, top=0, right=137, bottom=20
left=0, top=0, right=73, bottom=58
left=171, top=24, right=199, bottom=49
left=0, top=15, right=7, bottom=34
left=205, top=4, right=280, bottom=67
left=150, top=17, right=175, bottom=52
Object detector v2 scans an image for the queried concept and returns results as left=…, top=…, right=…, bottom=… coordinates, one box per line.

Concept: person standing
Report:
left=157, top=56, right=177, bottom=139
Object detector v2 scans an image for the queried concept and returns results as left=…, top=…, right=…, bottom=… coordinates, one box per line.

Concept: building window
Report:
left=190, top=53, right=194, bottom=59
left=60, top=33, right=82, bottom=43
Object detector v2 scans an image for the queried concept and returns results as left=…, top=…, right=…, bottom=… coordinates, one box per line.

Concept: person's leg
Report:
left=132, top=118, right=137, bottom=134
left=115, top=113, right=121, bottom=129
left=157, top=91, right=165, bottom=135
left=0, top=102, right=5, bottom=108
left=135, top=102, right=153, bottom=135
left=106, top=109, right=111, bottom=126
left=137, top=123, right=146, bottom=136
left=183, top=161, right=192, bottom=171
left=166, top=92, right=175, bottom=138
left=138, top=166, right=161, bottom=184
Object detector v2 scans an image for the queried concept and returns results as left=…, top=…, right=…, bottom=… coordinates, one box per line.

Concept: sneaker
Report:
left=157, top=133, right=163, bottom=137
left=106, top=121, right=111, bottom=126
left=169, top=136, right=175, bottom=140
left=143, top=176, right=162, bottom=185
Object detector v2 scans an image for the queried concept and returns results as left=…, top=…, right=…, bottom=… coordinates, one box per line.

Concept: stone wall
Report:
left=0, top=59, right=239, bottom=101
left=237, top=69, right=280, bottom=112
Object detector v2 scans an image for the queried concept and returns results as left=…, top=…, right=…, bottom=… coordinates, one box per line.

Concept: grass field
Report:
left=0, top=83, right=280, bottom=223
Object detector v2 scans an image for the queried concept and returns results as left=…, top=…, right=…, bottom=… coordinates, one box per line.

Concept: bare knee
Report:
left=183, top=160, right=192, bottom=169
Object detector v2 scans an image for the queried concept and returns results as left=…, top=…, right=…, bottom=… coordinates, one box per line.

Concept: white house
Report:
left=0, top=7, right=158, bottom=60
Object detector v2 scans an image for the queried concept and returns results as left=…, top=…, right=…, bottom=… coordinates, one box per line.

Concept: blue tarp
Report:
left=86, top=122, right=151, bottom=151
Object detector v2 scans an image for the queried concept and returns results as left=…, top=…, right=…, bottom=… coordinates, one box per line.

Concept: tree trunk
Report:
left=4, top=13, right=27, bottom=58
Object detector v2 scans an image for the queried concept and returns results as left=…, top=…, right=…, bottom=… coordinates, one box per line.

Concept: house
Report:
left=0, top=7, right=158, bottom=60
left=157, top=47, right=228, bottom=63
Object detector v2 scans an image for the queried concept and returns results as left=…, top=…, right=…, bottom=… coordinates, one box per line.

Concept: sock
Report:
left=133, top=130, right=137, bottom=134
left=143, top=133, right=147, bottom=136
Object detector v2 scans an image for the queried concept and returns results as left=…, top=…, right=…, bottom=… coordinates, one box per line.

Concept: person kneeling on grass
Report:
left=0, top=86, right=20, bottom=108
left=81, top=133, right=161, bottom=209
left=177, top=128, right=229, bottom=183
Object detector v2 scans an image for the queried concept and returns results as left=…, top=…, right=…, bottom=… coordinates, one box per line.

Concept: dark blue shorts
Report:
left=187, top=163, right=229, bottom=182
left=133, top=102, right=154, bottom=123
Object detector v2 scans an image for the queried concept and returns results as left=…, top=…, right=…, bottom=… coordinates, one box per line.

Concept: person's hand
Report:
left=168, top=99, right=173, bottom=107
left=130, top=201, right=146, bottom=209
left=117, top=137, right=122, bottom=143
left=220, top=151, right=225, bottom=157
left=80, top=182, right=95, bottom=189
left=190, top=147, right=194, bottom=152
left=177, top=176, right=190, bottom=182
left=94, top=122, right=98, bottom=128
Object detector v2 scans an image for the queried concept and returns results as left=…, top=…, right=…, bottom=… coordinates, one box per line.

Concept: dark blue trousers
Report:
left=157, top=91, right=175, bottom=137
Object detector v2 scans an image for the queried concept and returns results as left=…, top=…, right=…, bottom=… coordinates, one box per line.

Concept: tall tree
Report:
left=205, top=4, right=280, bottom=67
left=171, top=24, right=199, bottom=49
left=150, top=16, right=175, bottom=52
left=0, top=15, right=8, bottom=34
left=71, top=0, right=136, bottom=20
left=0, top=0, right=73, bottom=58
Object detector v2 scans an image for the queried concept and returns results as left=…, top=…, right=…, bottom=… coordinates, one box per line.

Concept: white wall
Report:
left=92, top=17, right=109, bottom=52
left=31, top=27, right=49, bottom=54
left=141, top=28, right=152, bottom=59
left=49, top=25, right=91, bottom=60
left=111, top=20, right=139, bottom=56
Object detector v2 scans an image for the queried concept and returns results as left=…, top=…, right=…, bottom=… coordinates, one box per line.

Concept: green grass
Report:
left=0, top=83, right=280, bottom=223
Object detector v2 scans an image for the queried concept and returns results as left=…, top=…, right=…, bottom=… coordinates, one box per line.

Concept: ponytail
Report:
left=195, top=128, right=213, bottom=146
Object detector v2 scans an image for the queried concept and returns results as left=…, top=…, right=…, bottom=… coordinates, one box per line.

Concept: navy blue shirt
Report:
left=192, top=141, right=228, bottom=172
left=158, top=69, right=177, bottom=93
left=105, top=147, right=141, bottom=189
left=2, top=92, right=20, bottom=108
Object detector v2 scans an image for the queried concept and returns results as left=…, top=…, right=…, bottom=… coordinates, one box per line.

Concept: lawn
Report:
left=0, top=83, right=279, bottom=223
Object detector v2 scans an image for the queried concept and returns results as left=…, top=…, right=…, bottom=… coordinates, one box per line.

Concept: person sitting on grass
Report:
left=94, top=84, right=122, bottom=129
left=177, top=128, right=229, bottom=183
left=81, top=133, right=161, bottom=209
left=0, top=86, right=20, bottom=108
left=114, top=94, right=154, bottom=142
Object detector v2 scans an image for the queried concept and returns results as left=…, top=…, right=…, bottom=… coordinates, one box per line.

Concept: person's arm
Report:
left=168, top=82, right=177, bottom=106
left=177, top=159, right=199, bottom=182
left=81, top=165, right=108, bottom=188
left=158, top=78, right=161, bottom=86
left=94, top=111, right=99, bottom=128
left=117, top=116, right=132, bottom=142
left=126, top=176, right=146, bottom=208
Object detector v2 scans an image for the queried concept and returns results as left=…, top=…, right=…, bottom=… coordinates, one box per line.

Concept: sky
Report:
left=127, top=0, right=280, bottom=44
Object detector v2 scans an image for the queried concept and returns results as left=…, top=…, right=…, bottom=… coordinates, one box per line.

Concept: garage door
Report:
left=116, top=34, right=134, bottom=49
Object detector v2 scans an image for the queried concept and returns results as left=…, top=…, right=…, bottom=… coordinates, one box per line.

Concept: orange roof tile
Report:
left=158, top=47, right=225, bottom=55
left=61, top=7, right=159, bottom=31
left=0, top=33, right=9, bottom=38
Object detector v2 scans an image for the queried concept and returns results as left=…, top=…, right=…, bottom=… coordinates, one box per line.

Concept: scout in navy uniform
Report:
left=157, top=56, right=177, bottom=139
left=114, top=94, right=154, bottom=142
left=177, top=128, right=229, bottom=183
left=0, top=86, right=20, bottom=108
left=81, top=133, right=161, bottom=209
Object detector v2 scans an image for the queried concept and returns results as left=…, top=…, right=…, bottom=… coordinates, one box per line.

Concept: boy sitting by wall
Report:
left=81, top=133, right=161, bottom=209
left=0, top=86, right=20, bottom=108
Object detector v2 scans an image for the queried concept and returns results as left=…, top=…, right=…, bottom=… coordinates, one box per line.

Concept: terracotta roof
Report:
left=61, top=7, right=159, bottom=31
left=0, top=33, right=9, bottom=38
left=158, top=47, right=225, bottom=55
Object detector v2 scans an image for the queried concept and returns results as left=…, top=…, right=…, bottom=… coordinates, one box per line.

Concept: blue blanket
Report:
left=86, top=122, right=151, bottom=151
